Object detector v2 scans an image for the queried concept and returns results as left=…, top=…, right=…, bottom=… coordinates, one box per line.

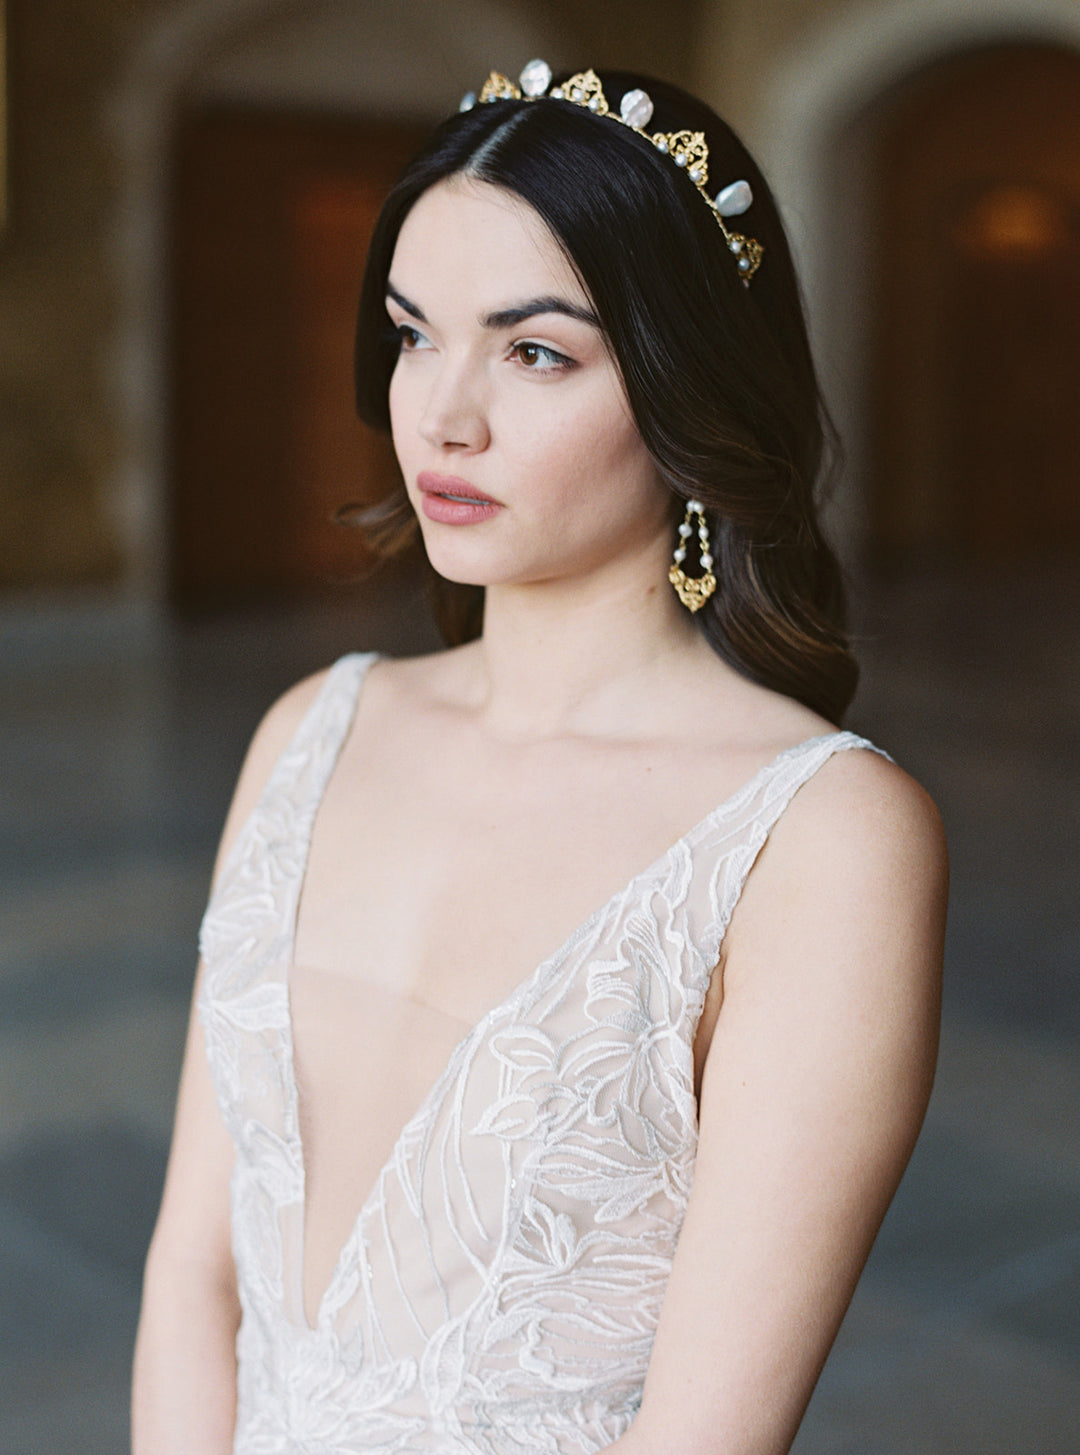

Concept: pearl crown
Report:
left=460, top=62, right=764, bottom=283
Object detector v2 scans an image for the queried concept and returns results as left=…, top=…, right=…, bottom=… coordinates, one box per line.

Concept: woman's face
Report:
left=385, top=177, right=672, bottom=593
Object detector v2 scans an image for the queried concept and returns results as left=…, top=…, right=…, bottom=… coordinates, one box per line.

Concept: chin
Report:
left=422, top=552, right=498, bottom=590
left=418, top=537, right=515, bottom=589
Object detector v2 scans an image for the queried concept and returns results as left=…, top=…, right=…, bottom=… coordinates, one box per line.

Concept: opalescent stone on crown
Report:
left=519, top=58, right=552, bottom=97
left=715, top=179, right=753, bottom=217
left=459, top=91, right=477, bottom=112
left=457, top=63, right=763, bottom=283
left=619, top=88, right=654, bottom=128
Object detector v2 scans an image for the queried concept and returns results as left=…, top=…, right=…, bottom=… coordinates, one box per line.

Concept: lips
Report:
left=417, top=473, right=500, bottom=506
left=417, top=472, right=502, bottom=525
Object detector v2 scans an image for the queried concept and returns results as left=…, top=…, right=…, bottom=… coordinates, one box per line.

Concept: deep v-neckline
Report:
left=280, top=652, right=848, bottom=1332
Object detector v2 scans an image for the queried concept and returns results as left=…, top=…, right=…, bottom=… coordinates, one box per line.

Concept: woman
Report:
left=133, top=65, right=947, bottom=1454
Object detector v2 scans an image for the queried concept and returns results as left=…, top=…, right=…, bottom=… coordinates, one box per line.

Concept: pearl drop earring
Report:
left=668, top=500, right=716, bottom=612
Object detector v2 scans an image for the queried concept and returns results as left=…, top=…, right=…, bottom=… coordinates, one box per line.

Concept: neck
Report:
left=459, top=544, right=714, bottom=739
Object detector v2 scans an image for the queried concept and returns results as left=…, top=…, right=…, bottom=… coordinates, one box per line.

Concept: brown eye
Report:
left=510, top=341, right=573, bottom=371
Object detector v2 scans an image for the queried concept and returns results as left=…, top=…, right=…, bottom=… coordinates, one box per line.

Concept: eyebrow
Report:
left=386, top=283, right=600, bottom=332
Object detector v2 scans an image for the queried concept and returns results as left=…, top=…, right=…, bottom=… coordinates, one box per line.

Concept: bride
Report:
left=133, top=64, right=947, bottom=1455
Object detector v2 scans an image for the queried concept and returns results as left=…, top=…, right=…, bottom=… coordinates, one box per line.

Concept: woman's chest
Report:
left=292, top=720, right=728, bottom=1024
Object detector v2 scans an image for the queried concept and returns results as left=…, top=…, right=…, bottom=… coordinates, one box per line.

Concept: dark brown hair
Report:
left=353, top=72, right=858, bottom=722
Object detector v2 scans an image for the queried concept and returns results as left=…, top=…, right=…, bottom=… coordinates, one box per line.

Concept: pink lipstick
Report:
left=417, top=472, right=502, bottom=525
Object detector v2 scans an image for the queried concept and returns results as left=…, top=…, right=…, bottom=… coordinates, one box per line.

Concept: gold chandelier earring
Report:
left=669, top=499, right=716, bottom=612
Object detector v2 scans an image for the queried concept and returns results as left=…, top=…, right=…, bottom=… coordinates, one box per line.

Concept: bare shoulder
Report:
left=211, top=666, right=333, bottom=874
left=721, top=741, right=948, bottom=1013
left=776, top=743, right=948, bottom=892
left=638, top=743, right=949, bottom=1454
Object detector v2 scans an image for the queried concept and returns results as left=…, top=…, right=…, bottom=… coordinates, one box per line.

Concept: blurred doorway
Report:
left=169, top=108, right=427, bottom=605
left=867, top=43, right=1080, bottom=564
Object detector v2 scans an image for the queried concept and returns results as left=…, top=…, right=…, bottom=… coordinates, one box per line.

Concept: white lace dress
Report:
left=199, top=652, right=880, bottom=1454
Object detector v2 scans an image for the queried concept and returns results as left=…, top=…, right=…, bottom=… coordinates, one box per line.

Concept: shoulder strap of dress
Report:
left=262, top=651, right=379, bottom=814
left=698, top=731, right=891, bottom=957
left=198, top=653, right=379, bottom=988
left=755, top=730, right=889, bottom=820
left=213, top=652, right=379, bottom=887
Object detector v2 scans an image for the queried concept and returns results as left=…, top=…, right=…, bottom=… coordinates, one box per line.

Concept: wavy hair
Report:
left=352, top=72, right=858, bottom=722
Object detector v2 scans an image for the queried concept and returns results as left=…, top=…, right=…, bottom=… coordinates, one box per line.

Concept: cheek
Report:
left=511, top=386, right=635, bottom=472
left=557, top=397, right=656, bottom=491
left=387, top=367, right=417, bottom=462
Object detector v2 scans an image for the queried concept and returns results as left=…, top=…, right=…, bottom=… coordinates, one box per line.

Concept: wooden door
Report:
left=867, top=44, right=1080, bottom=563
left=943, top=187, right=1080, bottom=555
left=169, top=108, right=427, bottom=604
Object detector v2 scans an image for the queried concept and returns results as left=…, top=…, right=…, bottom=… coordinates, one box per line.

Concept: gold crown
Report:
left=460, top=62, right=763, bottom=284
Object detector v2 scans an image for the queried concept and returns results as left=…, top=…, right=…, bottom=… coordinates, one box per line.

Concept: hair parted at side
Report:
left=352, top=70, right=859, bottom=723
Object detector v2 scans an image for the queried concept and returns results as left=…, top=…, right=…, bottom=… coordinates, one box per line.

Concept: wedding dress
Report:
left=199, top=651, right=880, bottom=1453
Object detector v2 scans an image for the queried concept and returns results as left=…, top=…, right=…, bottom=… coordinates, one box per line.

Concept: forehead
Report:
left=389, top=176, right=588, bottom=307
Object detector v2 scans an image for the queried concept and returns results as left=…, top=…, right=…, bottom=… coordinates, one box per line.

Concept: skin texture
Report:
left=132, top=177, right=947, bottom=1454
left=386, top=179, right=676, bottom=597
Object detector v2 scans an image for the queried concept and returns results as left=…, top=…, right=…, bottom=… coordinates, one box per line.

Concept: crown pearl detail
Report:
left=462, top=61, right=765, bottom=283
left=619, top=88, right=654, bottom=128
left=519, top=58, right=552, bottom=97
left=715, top=179, right=754, bottom=217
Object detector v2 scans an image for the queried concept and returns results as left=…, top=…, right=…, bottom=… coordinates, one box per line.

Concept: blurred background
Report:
left=1, top=0, right=1078, bottom=1449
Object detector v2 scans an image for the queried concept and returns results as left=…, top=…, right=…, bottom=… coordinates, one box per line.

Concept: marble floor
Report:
left=1, top=560, right=1077, bottom=1453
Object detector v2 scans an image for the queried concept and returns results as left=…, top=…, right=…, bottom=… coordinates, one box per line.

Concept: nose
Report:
left=417, top=356, right=490, bottom=453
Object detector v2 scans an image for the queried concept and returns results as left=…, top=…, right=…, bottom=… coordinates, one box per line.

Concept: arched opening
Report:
left=109, top=0, right=558, bottom=602
left=718, top=0, right=1080, bottom=570
left=168, top=106, right=426, bottom=604
left=860, top=41, right=1080, bottom=564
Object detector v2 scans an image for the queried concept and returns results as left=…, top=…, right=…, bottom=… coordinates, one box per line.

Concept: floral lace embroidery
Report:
left=199, top=653, right=882, bottom=1454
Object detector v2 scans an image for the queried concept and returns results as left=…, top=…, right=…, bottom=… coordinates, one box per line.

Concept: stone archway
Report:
left=697, top=0, right=1080, bottom=564
left=106, top=0, right=561, bottom=599
left=864, top=42, right=1080, bottom=562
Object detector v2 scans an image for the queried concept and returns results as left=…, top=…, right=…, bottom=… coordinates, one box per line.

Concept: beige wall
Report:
left=0, top=0, right=164, bottom=589
left=693, top=0, right=851, bottom=134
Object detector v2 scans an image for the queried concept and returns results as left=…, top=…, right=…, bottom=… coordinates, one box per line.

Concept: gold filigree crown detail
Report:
left=459, top=61, right=763, bottom=284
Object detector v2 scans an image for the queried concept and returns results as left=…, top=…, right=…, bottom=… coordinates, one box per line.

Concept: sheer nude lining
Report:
left=291, top=969, right=475, bottom=1326
left=199, top=653, right=882, bottom=1453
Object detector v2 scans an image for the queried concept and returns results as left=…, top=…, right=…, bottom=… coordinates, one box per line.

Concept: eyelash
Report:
left=394, top=323, right=429, bottom=351
left=509, top=341, right=574, bottom=373
left=392, top=323, right=574, bottom=374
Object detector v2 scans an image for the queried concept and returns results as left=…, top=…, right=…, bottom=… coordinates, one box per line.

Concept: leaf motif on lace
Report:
left=197, top=654, right=883, bottom=1453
